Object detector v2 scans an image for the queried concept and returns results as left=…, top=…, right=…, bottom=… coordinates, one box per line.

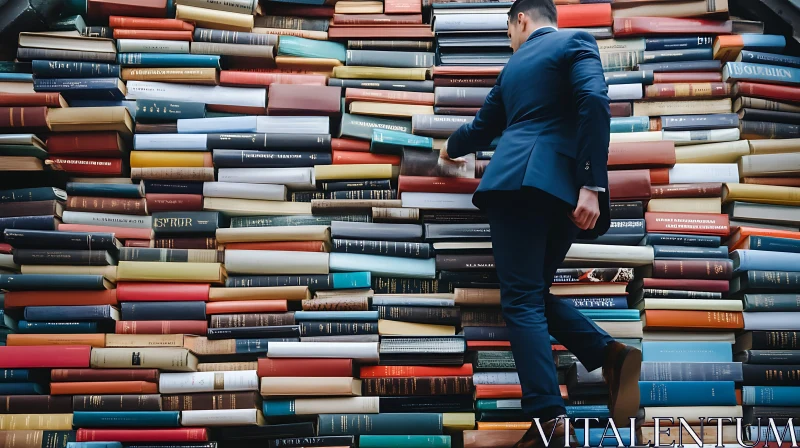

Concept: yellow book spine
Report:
left=674, top=140, right=750, bottom=163
left=129, top=151, right=211, bottom=168
left=723, top=183, right=800, bottom=205
left=0, top=414, right=74, bottom=431
left=116, top=261, right=224, bottom=283
left=349, top=101, right=435, bottom=118
left=377, top=319, right=456, bottom=336
left=175, top=4, right=254, bottom=31
left=332, top=66, right=428, bottom=81
left=314, top=163, right=394, bottom=180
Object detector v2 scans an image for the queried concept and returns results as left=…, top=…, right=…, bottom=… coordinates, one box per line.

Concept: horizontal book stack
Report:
left=0, top=88, right=62, bottom=172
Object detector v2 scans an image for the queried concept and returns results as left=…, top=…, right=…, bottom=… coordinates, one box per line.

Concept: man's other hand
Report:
left=571, top=188, right=600, bottom=230
left=439, top=140, right=453, bottom=161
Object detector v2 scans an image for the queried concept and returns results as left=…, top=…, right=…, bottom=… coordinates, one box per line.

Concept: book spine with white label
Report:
left=158, top=371, right=259, bottom=394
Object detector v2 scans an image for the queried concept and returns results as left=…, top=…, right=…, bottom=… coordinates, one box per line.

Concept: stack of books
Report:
left=0, top=88, right=60, bottom=172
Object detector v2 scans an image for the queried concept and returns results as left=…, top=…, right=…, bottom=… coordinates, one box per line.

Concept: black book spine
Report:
left=744, top=406, right=800, bottom=426
left=319, top=180, right=392, bottom=192
left=741, top=120, right=800, bottom=139
left=72, top=394, right=163, bottom=411
left=292, top=190, right=397, bottom=202
left=375, top=305, right=461, bottom=326
left=347, top=40, right=433, bottom=51
left=749, top=331, right=800, bottom=350
left=217, top=422, right=316, bottom=439
left=213, top=150, right=331, bottom=169
left=420, top=211, right=488, bottom=224
left=211, top=313, right=296, bottom=328
left=152, top=211, right=220, bottom=235
left=377, top=395, right=474, bottom=413
left=641, top=289, right=722, bottom=299
left=4, top=230, right=117, bottom=251
left=17, top=47, right=117, bottom=62
left=127, top=445, right=217, bottom=448
left=331, top=239, right=431, bottom=258
left=741, top=364, right=800, bottom=385
left=463, top=326, right=509, bottom=341
left=438, top=270, right=499, bottom=284
left=224, top=275, right=333, bottom=289
left=299, top=321, right=378, bottom=337
left=206, top=325, right=301, bottom=340
left=738, top=350, right=800, bottom=364
left=142, top=181, right=204, bottom=195
left=361, top=376, right=473, bottom=396
left=0, top=395, right=73, bottom=413
left=121, top=302, right=207, bottom=321
left=371, top=277, right=452, bottom=294
left=661, top=113, right=739, bottom=130
left=460, top=308, right=505, bottom=326
left=12, top=249, right=110, bottom=266
left=434, top=254, right=495, bottom=271
left=83, top=26, right=113, bottom=38
left=270, top=435, right=355, bottom=448
left=741, top=108, right=800, bottom=125
left=31, top=60, right=120, bottom=78
left=194, top=28, right=275, bottom=45
left=609, top=201, right=644, bottom=219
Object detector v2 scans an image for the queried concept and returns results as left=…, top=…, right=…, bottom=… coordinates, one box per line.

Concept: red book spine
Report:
left=0, top=106, right=48, bottom=129
left=67, top=196, right=147, bottom=215
left=109, top=15, right=194, bottom=31
left=112, top=29, right=194, bottom=41
left=0, top=93, right=64, bottom=107
left=46, top=132, right=122, bottom=157
left=735, top=82, right=800, bottom=103
left=115, top=321, right=208, bottom=335
left=384, top=0, right=421, bottom=14
left=58, top=223, right=152, bottom=240
left=649, top=168, right=670, bottom=185
left=641, top=278, right=730, bottom=293
left=77, top=428, right=208, bottom=443
left=557, top=4, right=612, bottom=28
left=331, top=138, right=371, bottom=152
left=612, top=17, right=732, bottom=37
left=359, top=364, right=474, bottom=378
left=332, top=14, right=422, bottom=25
left=51, top=368, right=159, bottom=382
left=145, top=194, right=204, bottom=213
left=652, top=259, right=733, bottom=280
left=332, top=150, right=401, bottom=166
left=610, top=102, right=632, bottom=117
left=125, top=239, right=152, bottom=247
left=398, top=175, right=480, bottom=194
left=257, top=358, right=354, bottom=377
left=608, top=169, right=652, bottom=201
left=117, top=283, right=210, bottom=302
left=0, top=346, right=91, bottom=368
left=644, top=82, right=730, bottom=99
left=0, top=243, right=11, bottom=254
left=608, top=141, right=676, bottom=169
left=653, top=72, right=723, bottom=83
left=219, top=71, right=328, bottom=87
left=474, top=384, right=522, bottom=399
left=48, top=158, right=124, bottom=176
left=467, top=341, right=511, bottom=350
left=650, top=183, right=723, bottom=199
left=645, top=212, right=730, bottom=236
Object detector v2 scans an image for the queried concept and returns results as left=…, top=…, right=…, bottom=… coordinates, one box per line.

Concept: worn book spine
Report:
left=0, top=395, right=73, bottom=413
left=361, top=376, right=473, bottom=396
left=210, top=313, right=296, bottom=328
left=299, top=322, right=377, bottom=337
left=162, top=391, right=259, bottom=410
left=651, top=259, right=733, bottom=280
left=72, top=394, right=163, bottom=411
left=375, top=305, right=461, bottom=325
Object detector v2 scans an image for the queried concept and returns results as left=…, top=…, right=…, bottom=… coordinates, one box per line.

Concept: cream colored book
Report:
left=372, top=207, right=420, bottom=222
left=609, top=131, right=662, bottom=143
left=444, top=413, right=477, bottom=431
left=160, top=370, right=258, bottom=393
left=748, top=138, right=800, bottom=155
left=674, top=140, right=750, bottom=163
left=216, top=225, right=330, bottom=244
left=275, top=56, right=342, bottom=73
left=633, top=99, right=732, bottom=117
left=203, top=197, right=312, bottom=216
left=377, top=319, right=456, bottom=336
left=646, top=197, right=722, bottom=214
left=90, top=348, right=198, bottom=371
left=565, top=243, right=654, bottom=267
left=122, top=68, right=220, bottom=86
left=20, top=264, right=117, bottom=282
left=722, top=183, right=800, bottom=206
left=197, top=361, right=258, bottom=372
left=267, top=397, right=379, bottom=415
left=208, top=286, right=310, bottom=301
left=254, top=27, right=328, bottom=41
left=180, top=409, right=265, bottom=426
left=349, top=101, right=434, bottom=118
left=175, top=4, right=254, bottom=31
left=453, top=283, right=626, bottom=306
left=224, top=250, right=330, bottom=275
left=0, top=82, right=35, bottom=94
left=642, top=331, right=736, bottom=343
left=635, top=299, right=743, bottom=312
left=261, top=377, right=362, bottom=396
left=116, top=261, right=225, bottom=283
left=314, top=164, right=394, bottom=181
left=332, top=66, right=429, bottom=81
left=184, top=336, right=263, bottom=356
left=132, top=167, right=216, bottom=181
left=740, top=152, right=800, bottom=177
left=0, top=414, right=73, bottom=431
left=595, top=320, right=643, bottom=339
left=335, top=0, right=383, bottom=13
left=642, top=406, right=742, bottom=425
left=18, top=32, right=115, bottom=53
left=105, top=334, right=186, bottom=348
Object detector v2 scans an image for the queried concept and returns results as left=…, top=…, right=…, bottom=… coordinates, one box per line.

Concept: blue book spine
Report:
left=746, top=235, right=800, bottom=254
left=66, top=182, right=143, bottom=199
left=120, top=302, right=206, bottom=321
left=644, top=37, right=714, bottom=51
left=463, top=327, right=508, bottom=341
left=371, top=298, right=454, bottom=307
left=133, top=134, right=208, bottom=151
left=740, top=34, right=787, bottom=53
left=579, top=309, right=640, bottom=321
left=33, top=78, right=125, bottom=100
left=744, top=294, right=800, bottom=311
left=642, top=48, right=713, bottom=64
left=371, top=129, right=433, bottom=155
left=72, top=411, right=181, bottom=427
left=732, top=249, right=800, bottom=272
left=317, top=413, right=443, bottom=435
left=24, top=305, right=116, bottom=322
left=212, top=150, right=332, bottom=168
left=0, top=369, right=30, bottom=382
left=0, top=274, right=108, bottom=291
left=0, top=215, right=57, bottom=232
left=0, top=187, right=65, bottom=203
left=31, top=60, right=120, bottom=78
left=263, top=400, right=296, bottom=416
left=4, top=230, right=118, bottom=251
left=142, top=181, right=205, bottom=195
left=293, top=311, right=379, bottom=321
left=0, top=73, right=33, bottom=81
left=278, top=36, right=346, bottom=62
left=18, top=321, right=99, bottom=334
left=724, top=62, right=800, bottom=85
left=660, top=113, right=740, bottom=131
left=574, top=429, right=631, bottom=447
left=0, top=383, right=44, bottom=394
left=742, top=386, right=800, bottom=406
left=332, top=272, right=372, bottom=289
left=235, top=339, right=271, bottom=354
left=564, top=405, right=610, bottom=419
left=738, top=50, right=800, bottom=70
left=637, top=60, right=721, bottom=72
left=117, top=53, right=221, bottom=68
left=585, top=219, right=645, bottom=245
left=177, top=116, right=258, bottom=134
left=67, top=442, right=123, bottom=448
left=329, top=253, right=436, bottom=279
left=358, top=435, right=451, bottom=448
left=640, top=381, right=736, bottom=406
left=610, top=116, right=650, bottom=133
left=652, top=245, right=728, bottom=259
left=568, top=297, right=629, bottom=309
left=642, top=341, right=733, bottom=362
left=136, top=100, right=206, bottom=121
left=641, top=233, right=721, bottom=247
left=640, top=362, right=743, bottom=381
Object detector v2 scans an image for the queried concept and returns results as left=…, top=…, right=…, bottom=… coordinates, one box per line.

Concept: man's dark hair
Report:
left=507, top=0, right=557, bottom=24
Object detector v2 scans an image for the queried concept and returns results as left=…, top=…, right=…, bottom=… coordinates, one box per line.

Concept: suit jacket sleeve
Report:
left=567, top=32, right=611, bottom=190
left=446, top=72, right=507, bottom=159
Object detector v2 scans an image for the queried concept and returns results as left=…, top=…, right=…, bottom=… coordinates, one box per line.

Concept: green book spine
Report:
left=359, top=435, right=451, bottom=448
left=371, top=128, right=433, bottom=155
left=317, top=413, right=444, bottom=436
left=49, top=14, right=86, bottom=32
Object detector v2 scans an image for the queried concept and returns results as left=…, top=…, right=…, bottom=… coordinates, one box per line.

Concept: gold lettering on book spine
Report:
left=214, top=372, right=225, bottom=390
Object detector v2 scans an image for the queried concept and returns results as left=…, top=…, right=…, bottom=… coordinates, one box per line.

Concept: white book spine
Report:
left=608, top=83, right=644, bottom=101
left=177, top=0, right=256, bottom=14
left=117, top=39, right=190, bottom=54
left=642, top=299, right=744, bottom=312
left=256, top=116, right=330, bottom=135
left=126, top=81, right=266, bottom=108
left=61, top=211, right=153, bottom=229
left=0, top=254, right=19, bottom=271
left=609, top=131, right=662, bottom=143
left=400, top=192, right=477, bottom=210
left=491, top=399, right=522, bottom=409
left=597, top=38, right=647, bottom=52
left=566, top=243, right=654, bottom=267
left=266, top=342, right=380, bottom=361
left=203, top=182, right=286, bottom=201
left=134, top=134, right=208, bottom=151
left=177, top=116, right=259, bottom=134
left=294, top=397, right=379, bottom=414
left=666, top=128, right=741, bottom=145
left=433, top=13, right=507, bottom=32
left=668, top=163, right=740, bottom=184
left=472, top=372, right=521, bottom=385
left=216, top=168, right=315, bottom=189
left=180, top=409, right=258, bottom=427
left=159, top=370, right=258, bottom=394
left=224, top=250, right=330, bottom=275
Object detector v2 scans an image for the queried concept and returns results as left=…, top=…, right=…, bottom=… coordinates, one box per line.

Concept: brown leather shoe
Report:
left=512, top=417, right=579, bottom=448
left=602, top=341, right=642, bottom=426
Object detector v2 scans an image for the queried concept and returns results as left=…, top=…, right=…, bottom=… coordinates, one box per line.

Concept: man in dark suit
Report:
left=441, top=0, right=642, bottom=446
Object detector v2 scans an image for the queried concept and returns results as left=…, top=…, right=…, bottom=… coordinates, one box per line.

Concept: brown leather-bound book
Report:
left=161, top=391, right=260, bottom=411
left=653, top=72, right=723, bottom=83
left=0, top=107, right=48, bottom=130
left=384, top=0, right=421, bottom=13
left=610, top=102, right=632, bottom=117
left=4, top=290, right=117, bottom=308
left=219, top=71, right=327, bottom=87
left=145, top=194, right=203, bottom=213
left=210, top=313, right=296, bottom=328
left=650, top=259, right=734, bottom=280
left=47, top=132, right=127, bottom=157
left=650, top=182, right=723, bottom=198
left=645, top=212, right=730, bottom=236
left=222, top=241, right=326, bottom=252
left=134, top=122, right=177, bottom=134
left=328, top=25, right=433, bottom=39
left=267, top=84, right=342, bottom=116
left=362, top=376, right=473, bottom=396
left=115, top=320, right=208, bottom=335
left=331, top=138, right=370, bottom=152
left=67, top=196, right=148, bottom=215
left=109, top=16, right=195, bottom=31
left=52, top=369, right=159, bottom=383
left=644, top=82, right=730, bottom=99
left=205, top=300, right=289, bottom=315
left=5, top=334, right=106, bottom=347
left=608, top=141, right=676, bottom=169
left=465, top=429, right=527, bottom=447
left=88, top=0, right=167, bottom=19
left=50, top=381, right=159, bottom=395
left=0, top=200, right=63, bottom=218
left=642, top=310, right=744, bottom=330
left=649, top=167, right=670, bottom=185
left=73, top=394, right=162, bottom=411
left=0, top=395, right=73, bottom=414
left=608, top=169, right=652, bottom=201
left=345, top=88, right=434, bottom=106
left=733, top=82, right=800, bottom=104
left=153, top=237, right=216, bottom=249
left=301, top=297, right=370, bottom=311
left=0, top=93, right=67, bottom=108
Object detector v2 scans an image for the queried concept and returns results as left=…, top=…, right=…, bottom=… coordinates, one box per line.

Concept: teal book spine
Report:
left=0, top=382, right=45, bottom=394
left=639, top=381, right=737, bottom=406
left=742, top=386, right=800, bottom=406
left=332, top=272, right=372, bottom=289
left=0, top=369, right=31, bottom=382
left=610, top=116, right=650, bottom=133
left=317, top=413, right=443, bottom=435
left=263, top=400, right=295, bottom=416
left=277, top=36, right=346, bottom=62
left=235, top=338, right=270, bottom=354
left=724, top=62, right=800, bottom=85
left=135, top=100, right=206, bottom=121
left=746, top=235, right=800, bottom=254
left=72, top=411, right=181, bottom=427
left=329, top=253, right=437, bottom=279
left=371, top=129, right=433, bottom=155
left=67, top=443, right=123, bottom=448
left=117, top=53, right=221, bottom=68
left=740, top=34, right=787, bottom=53
left=575, top=429, right=631, bottom=447
left=732, top=249, right=800, bottom=272
left=0, top=73, right=33, bottom=82
left=565, top=405, right=610, bottom=419
left=579, top=309, right=640, bottom=321
left=293, top=311, right=379, bottom=321
left=744, top=294, right=800, bottom=311
left=18, top=321, right=99, bottom=334
left=359, top=435, right=451, bottom=448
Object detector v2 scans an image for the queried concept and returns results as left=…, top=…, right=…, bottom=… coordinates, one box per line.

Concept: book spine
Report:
left=0, top=107, right=49, bottom=129
left=225, top=275, right=332, bottom=289
left=317, top=413, right=443, bottom=436
left=12, top=250, right=111, bottom=266
left=361, top=377, right=473, bottom=396
left=25, top=305, right=112, bottom=321
left=121, top=302, right=207, bottom=321
left=31, top=60, right=120, bottom=78
left=640, top=362, right=743, bottom=381
left=292, top=190, right=397, bottom=202
left=66, top=197, right=146, bottom=215
left=211, top=313, right=295, bottom=328
left=73, top=394, right=162, bottom=411
left=213, top=150, right=331, bottom=169
left=742, top=364, right=800, bottom=385
left=0, top=395, right=73, bottom=413
left=375, top=306, right=461, bottom=325
left=206, top=326, right=301, bottom=340
left=642, top=289, right=722, bottom=299
left=331, top=240, right=430, bottom=258
left=153, top=237, right=217, bottom=250
left=152, top=212, right=219, bottom=235
left=299, top=322, right=377, bottom=337
left=745, top=271, right=800, bottom=289
left=18, top=48, right=117, bottom=63
left=652, top=259, right=733, bottom=279
left=162, top=391, right=258, bottom=410
left=194, top=28, right=275, bottom=45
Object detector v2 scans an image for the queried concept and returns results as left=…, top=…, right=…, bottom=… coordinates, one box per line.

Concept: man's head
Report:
left=507, top=0, right=558, bottom=52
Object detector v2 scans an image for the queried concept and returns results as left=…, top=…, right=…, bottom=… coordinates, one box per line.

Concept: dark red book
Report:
left=649, top=168, right=670, bottom=185
left=613, top=17, right=732, bottom=37
left=733, top=82, right=800, bottom=103
left=0, top=346, right=91, bottom=368
left=0, top=107, right=48, bottom=130
left=651, top=259, right=734, bottom=280
left=557, top=3, right=612, bottom=28
left=610, top=102, right=632, bottom=117
left=641, top=278, right=730, bottom=293
left=220, top=71, right=327, bottom=88
left=360, top=364, right=473, bottom=377
left=645, top=212, right=730, bottom=236
left=608, top=141, right=676, bottom=169
left=608, top=169, right=651, bottom=201
left=0, top=93, right=66, bottom=107
left=384, top=0, right=421, bottom=14
left=398, top=175, right=481, bottom=194
left=51, top=369, right=159, bottom=382
left=125, top=239, right=152, bottom=247
left=0, top=243, right=12, bottom=254
left=153, top=237, right=216, bottom=250
left=267, top=84, right=342, bottom=116
left=333, top=14, right=422, bottom=25
left=145, top=194, right=203, bottom=213
left=77, top=428, right=207, bottom=443
left=331, top=138, right=371, bottom=152
left=112, top=29, right=194, bottom=40
left=48, top=157, right=125, bottom=176
left=653, top=72, right=723, bottom=83
left=46, top=132, right=126, bottom=157
left=88, top=0, right=168, bottom=19
left=117, top=283, right=210, bottom=302
left=258, top=358, right=354, bottom=377
left=109, top=16, right=194, bottom=30
left=206, top=104, right=266, bottom=116
left=115, top=321, right=208, bottom=335
left=650, top=183, right=723, bottom=199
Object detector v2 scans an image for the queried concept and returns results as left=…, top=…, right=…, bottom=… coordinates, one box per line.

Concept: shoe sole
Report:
left=611, top=346, right=642, bottom=427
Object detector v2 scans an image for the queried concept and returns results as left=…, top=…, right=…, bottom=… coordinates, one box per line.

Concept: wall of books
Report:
left=0, top=0, right=799, bottom=447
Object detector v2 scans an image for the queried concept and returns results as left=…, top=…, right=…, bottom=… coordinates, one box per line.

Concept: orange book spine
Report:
left=478, top=422, right=533, bottom=430
left=474, top=384, right=522, bottom=399
left=467, top=341, right=511, bottom=349
left=109, top=16, right=195, bottom=31
left=729, top=226, right=800, bottom=250
left=4, top=290, right=118, bottom=308
left=649, top=168, right=670, bottom=185
left=205, top=300, right=289, bottom=314
left=557, top=3, right=612, bottom=28
left=332, top=150, right=401, bottom=166
left=50, top=381, right=159, bottom=395
left=222, top=241, right=327, bottom=252
left=6, top=334, right=106, bottom=347
left=643, top=310, right=744, bottom=330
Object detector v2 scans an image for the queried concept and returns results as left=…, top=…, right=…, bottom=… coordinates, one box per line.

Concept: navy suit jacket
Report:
left=447, top=27, right=612, bottom=239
